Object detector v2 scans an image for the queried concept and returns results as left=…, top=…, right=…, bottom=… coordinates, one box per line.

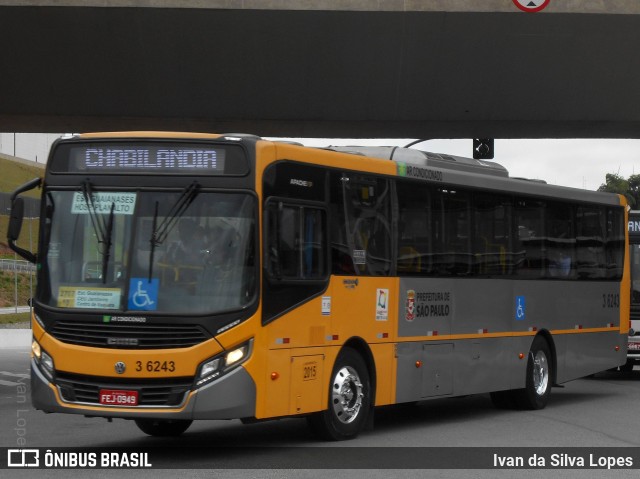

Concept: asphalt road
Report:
left=1, top=345, right=639, bottom=478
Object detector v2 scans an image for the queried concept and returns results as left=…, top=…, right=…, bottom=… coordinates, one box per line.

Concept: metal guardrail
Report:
left=0, top=259, right=36, bottom=273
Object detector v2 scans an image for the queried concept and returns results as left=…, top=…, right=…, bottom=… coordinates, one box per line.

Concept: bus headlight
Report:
left=32, top=339, right=55, bottom=381
left=195, top=340, right=252, bottom=388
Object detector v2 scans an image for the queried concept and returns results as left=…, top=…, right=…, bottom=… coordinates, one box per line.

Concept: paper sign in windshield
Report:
left=58, top=286, right=121, bottom=309
left=71, top=192, right=137, bottom=215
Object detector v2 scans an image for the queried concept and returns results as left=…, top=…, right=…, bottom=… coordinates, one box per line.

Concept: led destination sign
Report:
left=73, top=146, right=224, bottom=173
left=53, top=142, right=249, bottom=175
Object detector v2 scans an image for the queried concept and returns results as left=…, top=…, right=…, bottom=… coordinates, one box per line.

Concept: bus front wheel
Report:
left=307, top=348, right=371, bottom=441
left=134, top=419, right=192, bottom=437
left=514, top=336, right=553, bottom=410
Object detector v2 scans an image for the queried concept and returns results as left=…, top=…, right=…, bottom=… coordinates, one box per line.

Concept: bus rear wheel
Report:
left=134, top=419, right=192, bottom=437
left=307, top=348, right=371, bottom=441
left=514, top=336, right=553, bottom=410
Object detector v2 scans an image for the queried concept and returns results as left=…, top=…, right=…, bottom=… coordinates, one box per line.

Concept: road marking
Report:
left=0, top=371, right=30, bottom=379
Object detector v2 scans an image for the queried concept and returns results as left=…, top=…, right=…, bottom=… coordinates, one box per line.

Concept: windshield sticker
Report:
left=353, top=250, right=366, bottom=265
left=71, top=192, right=137, bottom=215
left=58, top=287, right=121, bottom=310
left=128, top=278, right=159, bottom=311
left=48, top=242, right=61, bottom=259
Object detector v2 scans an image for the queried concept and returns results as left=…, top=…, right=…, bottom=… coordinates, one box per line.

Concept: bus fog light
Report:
left=40, top=350, right=54, bottom=379
left=200, top=358, right=221, bottom=378
left=32, top=340, right=55, bottom=381
left=195, top=358, right=221, bottom=387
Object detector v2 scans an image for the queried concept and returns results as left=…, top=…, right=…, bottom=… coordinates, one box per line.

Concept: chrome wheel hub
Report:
left=331, top=366, right=364, bottom=424
left=533, top=350, right=549, bottom=396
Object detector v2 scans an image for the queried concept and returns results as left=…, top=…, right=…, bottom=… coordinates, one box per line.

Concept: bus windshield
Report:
left=40, top=189, right=256, bottom=315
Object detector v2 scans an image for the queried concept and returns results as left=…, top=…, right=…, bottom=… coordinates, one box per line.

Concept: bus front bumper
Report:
left=31, top=357, right=257, bottom=420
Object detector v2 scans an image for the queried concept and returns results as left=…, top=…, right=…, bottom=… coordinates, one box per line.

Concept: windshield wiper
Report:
left=81, top=180, right=115, bottom=283
left=102, top=203, right=115, bottom=284
left=82, top=180, right=106, bottom=246
left=147, top=181, right=200, bottom=281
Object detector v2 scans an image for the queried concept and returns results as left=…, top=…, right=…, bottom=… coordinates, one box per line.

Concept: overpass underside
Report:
left=1, top=1, right=640, bottom=138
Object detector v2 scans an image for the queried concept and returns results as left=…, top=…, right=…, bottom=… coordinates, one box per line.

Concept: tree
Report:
left=598, top=173, right=636, bottom=207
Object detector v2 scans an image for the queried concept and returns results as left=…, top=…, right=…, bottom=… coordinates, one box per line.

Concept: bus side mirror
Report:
left=7, top=177, right=42, bottom=264
left=8, top=197, right=25, bottom=241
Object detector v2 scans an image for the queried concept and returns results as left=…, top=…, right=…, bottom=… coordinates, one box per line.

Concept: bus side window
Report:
left=336, top=173, right=392, bottom=276
left=547, top=202, right=576, bottom=279
left=474, top=194, right=512, bottom=276
left=575, top=206, right=605, bottom=279
left=432, top=189, right=471, bottom=276
left=397, top=182, right=430, bottom=275
left=606, top=207, right=625, bottom=280
left=514, top=200, right=545, bottom=278
left=264, top=200, right=328, bottom=282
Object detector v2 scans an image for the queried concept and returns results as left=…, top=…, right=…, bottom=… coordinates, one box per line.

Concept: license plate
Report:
left=628, top=342, right=640, bottom=351
left=99, top=389, right=139, bottom=406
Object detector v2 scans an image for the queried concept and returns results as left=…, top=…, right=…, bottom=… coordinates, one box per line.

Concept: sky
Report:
left=2, top=133, right=640, bottom=192
left=272, top=138, right=640, bottom=192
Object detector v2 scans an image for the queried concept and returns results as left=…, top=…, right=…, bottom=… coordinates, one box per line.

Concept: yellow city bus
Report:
left=8, top=132, right=629, bottom=439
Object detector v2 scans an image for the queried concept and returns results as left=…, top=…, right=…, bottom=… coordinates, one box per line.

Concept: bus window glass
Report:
left=397, top=182, right=430, bottom=275
left=41, top=190, right=256, bottom=314
left=606, top=207, right=625, bottom=280
left=265, top=202, right=327, bottom=281
left=547, top=203, right=576, bottom=279
left=576, top=206, right=606, bottom=279
left=514, top=199, right=545, bottom=278
left=474, top=194, right=512, bottom=275
left=336, top=173, right=391, bottom=276
left=432, top=189, right=471, bottom=276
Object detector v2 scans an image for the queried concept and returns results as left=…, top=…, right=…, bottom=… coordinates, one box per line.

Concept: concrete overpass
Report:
left=1, top=0, right=640, bottom=139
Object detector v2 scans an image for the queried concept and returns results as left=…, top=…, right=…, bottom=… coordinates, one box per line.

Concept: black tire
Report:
left=514, top=336, right=553, bottom=410
left=307, top=348, right=371, bottom=441
left=134, top=419, right=192, bottom=437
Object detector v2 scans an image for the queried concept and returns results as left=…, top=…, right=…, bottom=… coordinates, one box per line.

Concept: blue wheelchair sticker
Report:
left=128, top=278, right=159, bottom=311
left=515, top=296, right=526, bottom=321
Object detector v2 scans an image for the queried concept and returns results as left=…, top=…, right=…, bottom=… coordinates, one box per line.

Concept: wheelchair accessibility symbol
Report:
left=515, top=295, right=526, bottom=321
left=128, top=278, right=159, bottom=311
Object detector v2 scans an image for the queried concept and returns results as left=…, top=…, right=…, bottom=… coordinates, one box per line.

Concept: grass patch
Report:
left=0, top=155, right=44, bottom=198
left=0, top=270, right=35, bottom=307
left=0, top=311, right=30, bottom=325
